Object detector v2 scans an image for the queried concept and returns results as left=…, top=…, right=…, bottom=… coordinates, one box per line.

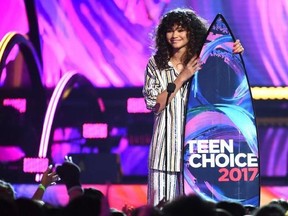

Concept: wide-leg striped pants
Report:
left=148, top=169, right=184, bottom=206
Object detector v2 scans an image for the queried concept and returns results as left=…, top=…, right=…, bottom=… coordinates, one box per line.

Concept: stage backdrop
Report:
left=1, top=0, right=286, bottom=87
left=0, top=0, right=288, bottom=193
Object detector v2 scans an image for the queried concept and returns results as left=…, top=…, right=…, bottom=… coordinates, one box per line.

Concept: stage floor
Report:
left=12, top=184, right=288, bottom=210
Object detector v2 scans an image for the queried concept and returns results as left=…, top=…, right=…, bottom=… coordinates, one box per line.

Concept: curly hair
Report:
left=153, top=8, right=208, bottom=70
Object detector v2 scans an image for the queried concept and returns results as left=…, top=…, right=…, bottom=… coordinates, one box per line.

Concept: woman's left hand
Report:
left=233, top=39, right=244, bottom=54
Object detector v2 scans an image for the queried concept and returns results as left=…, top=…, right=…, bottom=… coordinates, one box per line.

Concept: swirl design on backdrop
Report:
left=32, top=0, right=288, bottom=87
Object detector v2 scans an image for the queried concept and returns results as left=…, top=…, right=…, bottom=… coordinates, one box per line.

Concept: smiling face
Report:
left=166, top=24, right=189, bottom=53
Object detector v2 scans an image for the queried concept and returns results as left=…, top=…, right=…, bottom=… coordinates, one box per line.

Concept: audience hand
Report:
left=56, top=156, right=81, bottom=190
left=41, top=164, right=59, bottom=188
left=122, top=203, right=135, bottom=216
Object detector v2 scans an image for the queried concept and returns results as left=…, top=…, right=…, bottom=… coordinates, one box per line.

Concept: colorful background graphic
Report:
left=0, top=0, right=287, bottom=208
left=1, top=0, right=287, bottom=87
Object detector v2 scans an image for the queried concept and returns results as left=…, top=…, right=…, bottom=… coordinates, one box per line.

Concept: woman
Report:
left=143, top=8, right=244, bottom=206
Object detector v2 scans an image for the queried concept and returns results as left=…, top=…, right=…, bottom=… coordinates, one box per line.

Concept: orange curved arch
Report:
left=0, top=32, right=46, bottom=158
left=0, top=32, right=43, bottom=90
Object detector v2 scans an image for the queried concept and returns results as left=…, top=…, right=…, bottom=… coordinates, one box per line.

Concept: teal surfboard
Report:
left=183, top=14, right=260, bottom=206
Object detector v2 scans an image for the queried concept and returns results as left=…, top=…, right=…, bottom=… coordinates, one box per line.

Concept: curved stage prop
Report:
left=0, top=32, right=46, bottom=161
left=183, top=14, right=260, bottom=206
left=0, top=32, right=43, bottom=91
left=36, top=71, right=100, bottom=181
left=38, top=71, right=97, bottom=156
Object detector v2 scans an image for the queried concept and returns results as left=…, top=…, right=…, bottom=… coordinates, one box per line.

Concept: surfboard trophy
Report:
left=183, top=14, right=260, bottom=206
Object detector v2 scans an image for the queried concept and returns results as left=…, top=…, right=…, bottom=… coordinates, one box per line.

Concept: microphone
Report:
left=164, top=82, right=176, bottom=202
left=167, top=83, right=176, bottom=94
left=166, top=83, right=176, bottom=106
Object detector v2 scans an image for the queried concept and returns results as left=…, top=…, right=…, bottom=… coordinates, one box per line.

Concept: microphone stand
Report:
left=164, top=83, right=176, bottom=203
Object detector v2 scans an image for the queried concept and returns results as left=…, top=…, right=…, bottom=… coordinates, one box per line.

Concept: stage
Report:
left=12, top=184, right=288, bottom=210
left=1, top=0, right=288, bottom=211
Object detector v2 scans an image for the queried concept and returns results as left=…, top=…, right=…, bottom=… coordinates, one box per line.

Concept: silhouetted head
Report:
left=216, top=201, right=246, bottom=216
left=162, top=194, right=216, bottom=216
left=0, top=179, right=16, bottom=201
left=253, top=204, right=285, bottom=216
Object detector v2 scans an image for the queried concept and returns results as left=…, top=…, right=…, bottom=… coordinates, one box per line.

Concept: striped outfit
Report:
left=143, top=56, right=189, bottom=205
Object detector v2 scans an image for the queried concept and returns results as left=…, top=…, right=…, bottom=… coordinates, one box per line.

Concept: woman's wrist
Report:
left=175, top=75, right=186, bottom=88
left=38, top=183, right=46, bottom=191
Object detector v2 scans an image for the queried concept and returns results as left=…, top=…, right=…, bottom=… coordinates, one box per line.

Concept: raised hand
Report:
left=56, top=156, right=81, bottom=190
left=40, top=164, right=59, bottom=188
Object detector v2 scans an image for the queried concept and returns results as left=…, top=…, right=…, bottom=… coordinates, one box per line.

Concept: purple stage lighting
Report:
left=23, top=157, right=49, bottom=173
left=3, top=98, right=26, bottom=113
left=127, top=97, right=151, bottom=114
left=82, top=123, right=108, bottom=139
